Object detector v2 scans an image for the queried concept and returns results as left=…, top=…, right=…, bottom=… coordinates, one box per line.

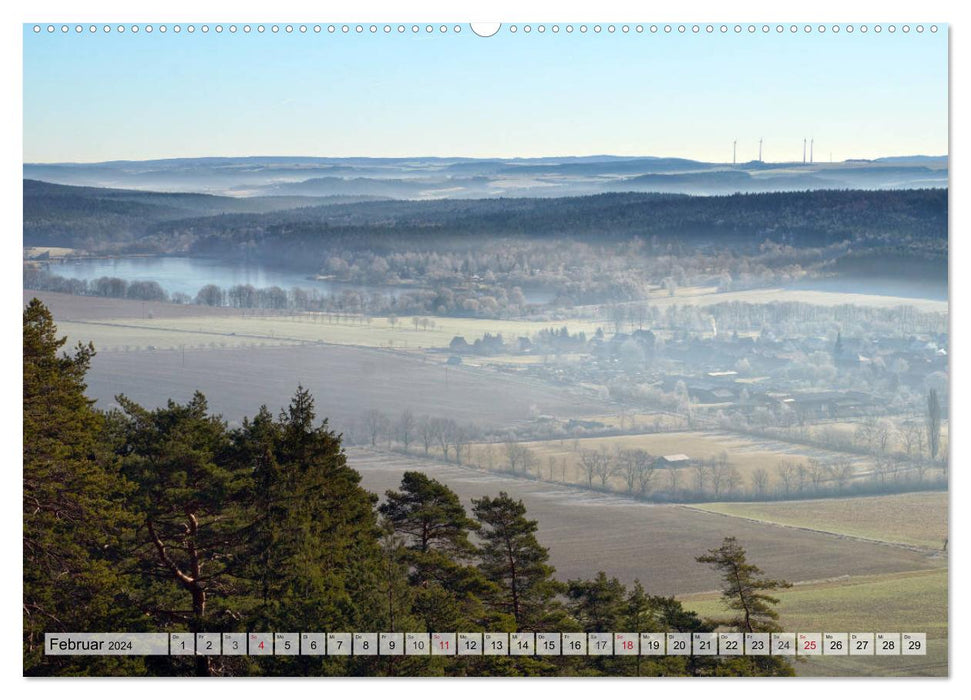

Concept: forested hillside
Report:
left=23, top=179, right=383, bottom=249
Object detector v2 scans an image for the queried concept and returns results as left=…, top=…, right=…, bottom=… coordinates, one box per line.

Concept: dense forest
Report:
left=24, top=299, right=794, bottom=677
left=25, top=180, right=946, bottom=262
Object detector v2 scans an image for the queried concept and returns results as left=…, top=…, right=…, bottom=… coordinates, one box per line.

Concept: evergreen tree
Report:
left=380, top=471, right=479, bottom=555
left=234, top=388, right=393, bottom=675
left=374, top=523, right=429, bottom=677
left=696, top=537, right=791, bottom=633
left=471, top=492, right=563, bottom=630
left=380, top=472, right=497, bottom=632
left=566, top=572, right=629, bottom=676
left=23, top=300, right=142, bottom=675
left=624, top=581, right=661, bottom=677
left=624, top=580, right=662, bottom=633
left=567, top=572, right=627, bottom=632
left=108, top=392, right=250, bottom=675
left=696, top=537, right=794, bottom=676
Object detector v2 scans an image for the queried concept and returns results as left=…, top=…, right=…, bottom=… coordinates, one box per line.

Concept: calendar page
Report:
left=21, top=3, right=949, bottom=681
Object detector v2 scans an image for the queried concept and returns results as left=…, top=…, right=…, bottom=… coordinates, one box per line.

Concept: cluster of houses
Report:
left=660, top=371, right=876, bottom=419
left=445, top=325, right=946, bottom=425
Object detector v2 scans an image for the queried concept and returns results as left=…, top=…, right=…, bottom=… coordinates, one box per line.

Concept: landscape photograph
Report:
left=22, top=20, right=948, bottom=678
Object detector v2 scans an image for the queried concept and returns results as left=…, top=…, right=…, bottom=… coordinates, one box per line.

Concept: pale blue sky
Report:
left=23, top=24, right=948, bottom=163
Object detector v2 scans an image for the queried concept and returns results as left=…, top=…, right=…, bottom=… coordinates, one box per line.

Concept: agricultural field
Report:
left=633, top=285, right=948, bottom=314
left=468, top=431, right=877, bottom=494
left=26, top=289, right=947, bottom=359
left=351, top=448, right=947, bottom=677
left=688, top=492, right=948, bottom=550
left=681, top=568, right=947, bottom=677
left=348, top=448, right=943, bottom=595
left=80, top=342, right=612, bottom=430
left=56, top=319, right=303, bottom=352
left=29, top=291, right=610, bottom=351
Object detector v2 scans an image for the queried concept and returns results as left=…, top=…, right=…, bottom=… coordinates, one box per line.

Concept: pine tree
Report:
left=380, top=471, right=479, bottom=556
left=567, top=572, right=627, bottom=632
left=380, top=472, right=496, bottom=632
left=695, top=533, right=795, bottom=675
left=694, top=538, right=796, bottom=677
left=696, top=536, right=791, bottom=633
left=108, top=392, right=250, bottom=675
left=235, top=387, right=393, bottom=675
left=23, top=299, right=141, bottom=675
left=472, top=492, right=563, bottom=630
left=624, top=580, right=661, bottom=633
left=624, top=581, right=662, bottom=677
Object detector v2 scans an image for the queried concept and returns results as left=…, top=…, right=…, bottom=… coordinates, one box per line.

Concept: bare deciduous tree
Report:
left=363, top=408, right=389, bottom=447
left=877, top=418, right=896, bottom=453
left=482, top=443, right=496, bottom=471
left=795, top=464, right=809, bottom=493
left=520, top=446, right=537, bottom=476
left=663, top=466, right=677, bottom=491
left=724, top=466, right=743, bottom=495
left=505, top=441, right=528, bottom=473
left=902, top=420, right=925, bottom=457
left=429, top=417, right=454, bottom=460
left=418, top=415, right=434, bottom=455
left=807, top=459, right=826, bottom=491
left=633, top=451, right=657, bottom=496
left=776, top=462, right=796, bottom=496
left=693, top=464, right=708, bottom=495
left=751, top=468, right=770, bottom=498
left=452, top=424, right=468, bottom=465
left=395, top=409, right=416, bottom=452
left=615, top=448, right=638, bottom=494
left=593, top=448, right=615, bottom=487
left=578, top=448, right=611, bottom=488
left=913, top=457, right=930, bottom=484
left=827, top=458, right=854, bottom=492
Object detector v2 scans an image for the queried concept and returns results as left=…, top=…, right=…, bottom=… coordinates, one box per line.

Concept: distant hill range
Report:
left=24, top=154, right=948, bottom=199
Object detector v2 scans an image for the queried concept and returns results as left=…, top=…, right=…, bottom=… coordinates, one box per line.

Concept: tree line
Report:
left=24, top=299, right=792, bottom=677
left=355, top=405, right=946, bottom=504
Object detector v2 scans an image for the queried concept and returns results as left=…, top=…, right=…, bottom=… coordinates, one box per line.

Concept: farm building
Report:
left=658, top=454, right=691, bottom=468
